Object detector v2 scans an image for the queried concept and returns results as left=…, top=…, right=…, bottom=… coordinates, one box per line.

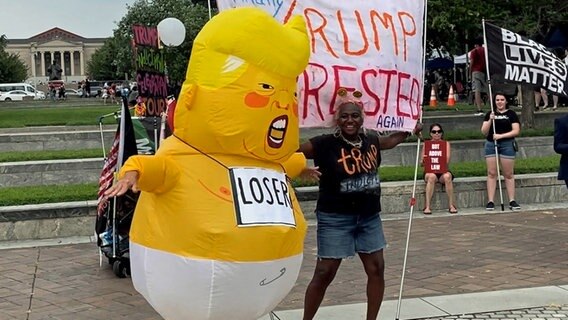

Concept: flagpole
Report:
left=111, top=97, right=129, bottom=258
left=153, top=117, right=159, bottom=153
left=207, top=0, right=213, bottom=19
left=482, top=19, right=505, bottom=212
left=395, top=1, right=427, bottom=319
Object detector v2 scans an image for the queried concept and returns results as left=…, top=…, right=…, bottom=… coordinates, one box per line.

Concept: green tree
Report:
left=0, top=35, right=28, bottom=83
left=86, top=37, right=122, bottom=80
left=88, top=0, right=211, bottom=82
left=427, top=0, right=568, bottom=55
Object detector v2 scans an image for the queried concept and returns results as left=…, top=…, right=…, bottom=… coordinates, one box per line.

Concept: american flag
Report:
left=96, top=99, right=138, bottom=217
left=97, top=132, right=119, bottom=216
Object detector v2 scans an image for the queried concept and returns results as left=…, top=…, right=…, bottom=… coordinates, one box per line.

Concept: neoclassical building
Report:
left=5, top=27, right=106, bottom=84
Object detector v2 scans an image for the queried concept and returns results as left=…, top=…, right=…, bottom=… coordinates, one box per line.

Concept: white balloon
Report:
left=158, top=18, right=186, bottom=47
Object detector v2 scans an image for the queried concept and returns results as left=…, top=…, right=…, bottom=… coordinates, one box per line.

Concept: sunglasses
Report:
left=431, top=130, right=443, bottom=134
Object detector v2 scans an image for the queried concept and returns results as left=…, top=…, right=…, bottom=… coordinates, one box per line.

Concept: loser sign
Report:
left=229, top=167, right=296, bottom=227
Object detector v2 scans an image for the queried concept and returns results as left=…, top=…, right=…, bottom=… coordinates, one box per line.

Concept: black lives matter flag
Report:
left=484, top=22, right=568, bottom=96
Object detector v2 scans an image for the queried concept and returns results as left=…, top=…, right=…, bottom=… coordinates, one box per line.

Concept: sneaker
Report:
left=486, top=201, right=495, bottom=211
left=509, top=200, right=521, bottom=210
left=475, top=111, right=484, bottom=116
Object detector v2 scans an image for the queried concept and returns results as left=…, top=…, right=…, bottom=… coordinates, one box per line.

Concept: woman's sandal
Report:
left=423, top=208, right=432, bottom=215
left=448, top=205, right=458, bottom=214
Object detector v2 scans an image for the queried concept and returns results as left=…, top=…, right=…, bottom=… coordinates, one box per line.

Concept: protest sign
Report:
left=423, top=140, right=447, bottom=174
left=132, top=24, right=168, bottom=116
left=485, top=22, right=568, bottom=96
left=217, top=0, right=425, bottom=131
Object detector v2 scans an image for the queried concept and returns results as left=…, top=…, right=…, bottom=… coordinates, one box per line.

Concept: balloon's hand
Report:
left=104, top=171, right=139, bottom=198
left=299, top=166, right=321, bottom=182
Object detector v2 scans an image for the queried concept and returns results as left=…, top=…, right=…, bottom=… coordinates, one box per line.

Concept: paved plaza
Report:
left=1, top=204, right=567, bottom=319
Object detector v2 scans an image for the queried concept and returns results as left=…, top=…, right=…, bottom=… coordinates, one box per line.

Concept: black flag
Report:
left=484, top=22, right=568, bottom=97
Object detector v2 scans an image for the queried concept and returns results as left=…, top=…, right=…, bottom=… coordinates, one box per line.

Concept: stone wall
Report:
left=0, top=173, right=564, bottom=241
left=0, top=158, right=102, bottom=187
left=0, top=136, right=557, bottom=187
left=0, top=131, right=114, bottom=152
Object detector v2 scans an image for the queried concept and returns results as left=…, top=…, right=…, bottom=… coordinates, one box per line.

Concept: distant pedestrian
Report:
left=469, top=37, right=487, bottom=116
left=85, top=78, right=91, bottom=97
left=553, top=114, right=568, bottom=188
left=101, top=88, right=109, bottom=104
left=128, top=86, right=139, bottom=105
left=80, top=82, right=87, bottom=98
left=58, top=84, right=66, bottom=100
left=49, top=85, right=56, bottom=102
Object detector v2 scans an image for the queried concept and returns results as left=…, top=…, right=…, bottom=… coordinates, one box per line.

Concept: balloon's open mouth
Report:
left=267, top=115, right=287, bottom=149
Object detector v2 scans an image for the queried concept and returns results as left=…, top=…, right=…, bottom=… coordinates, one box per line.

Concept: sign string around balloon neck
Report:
left=172, top=135, right=288, bottom=179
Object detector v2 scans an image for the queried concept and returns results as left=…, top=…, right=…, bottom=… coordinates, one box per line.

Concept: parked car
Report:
left=0, top=90, right=33, bottom=101
left=89, top=86, right=103, bottom=98
left=66, top=89, right=81, bottom=96
left=35, top=91, right=46, bottom=99
left=0, top=83, right=45, bottom=100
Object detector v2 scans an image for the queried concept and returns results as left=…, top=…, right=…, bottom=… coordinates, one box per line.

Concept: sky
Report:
left=0, top=0, right=138, bottom=39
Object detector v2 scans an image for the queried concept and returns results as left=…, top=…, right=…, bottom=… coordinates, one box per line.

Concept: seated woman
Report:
left=420, top=123, right=457, bottom=214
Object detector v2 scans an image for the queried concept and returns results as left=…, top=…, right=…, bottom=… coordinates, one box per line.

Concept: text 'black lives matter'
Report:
left=485, top=22, right=568, bottom=97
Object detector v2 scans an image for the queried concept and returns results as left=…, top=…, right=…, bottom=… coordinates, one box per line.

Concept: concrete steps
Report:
left=0, top=113, right=565, bottom=242
left=0, top=158, right=102, bottom=187
left=0, top=136, right=559, bottom=188
left=0, top=130, right=114, bottom=152
left=0, top=173, right=565, bottom=242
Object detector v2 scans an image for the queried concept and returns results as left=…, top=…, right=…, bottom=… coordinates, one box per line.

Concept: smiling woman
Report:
left=297, top=87, right=420, bottom=320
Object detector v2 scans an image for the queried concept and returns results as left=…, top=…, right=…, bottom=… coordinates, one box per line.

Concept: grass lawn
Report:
left=0, top=183, right=98, bottom=206
left=0, top=102, right=508, bottom=129
left=1, top=155, right=560, bottom=206
left=0, top=105, right=121, bottom=128
left=0, top=128, right=556, bottom=163
left=0, top=149, right=102, bottom=162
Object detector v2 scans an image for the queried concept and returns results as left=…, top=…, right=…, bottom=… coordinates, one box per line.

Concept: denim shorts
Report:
left=484, top=139, right=516, bottom=159
left=316, top=211, right=387, bottom=259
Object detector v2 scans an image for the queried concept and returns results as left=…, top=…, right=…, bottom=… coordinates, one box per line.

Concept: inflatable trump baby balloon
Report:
left=114, top=7, right=310, bottom=320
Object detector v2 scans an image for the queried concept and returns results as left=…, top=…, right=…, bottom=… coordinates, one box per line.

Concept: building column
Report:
left=40, top=52, right=46, bottom=77
left=70, top=51, right=75, bottom=76
left=79, top=50, right=84, bottom=77
left=60, top=51, right=65, bottom=77
left=30, top=50, right=36, bottom=79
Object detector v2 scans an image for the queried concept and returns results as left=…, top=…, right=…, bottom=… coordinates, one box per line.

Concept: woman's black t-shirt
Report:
left=310, top=133, right=382, bottom=215
left=483, top=109, right=520, bottom=141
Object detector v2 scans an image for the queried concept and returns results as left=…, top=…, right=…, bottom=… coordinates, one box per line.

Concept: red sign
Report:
left=423, top=140, right=448, bottom=174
